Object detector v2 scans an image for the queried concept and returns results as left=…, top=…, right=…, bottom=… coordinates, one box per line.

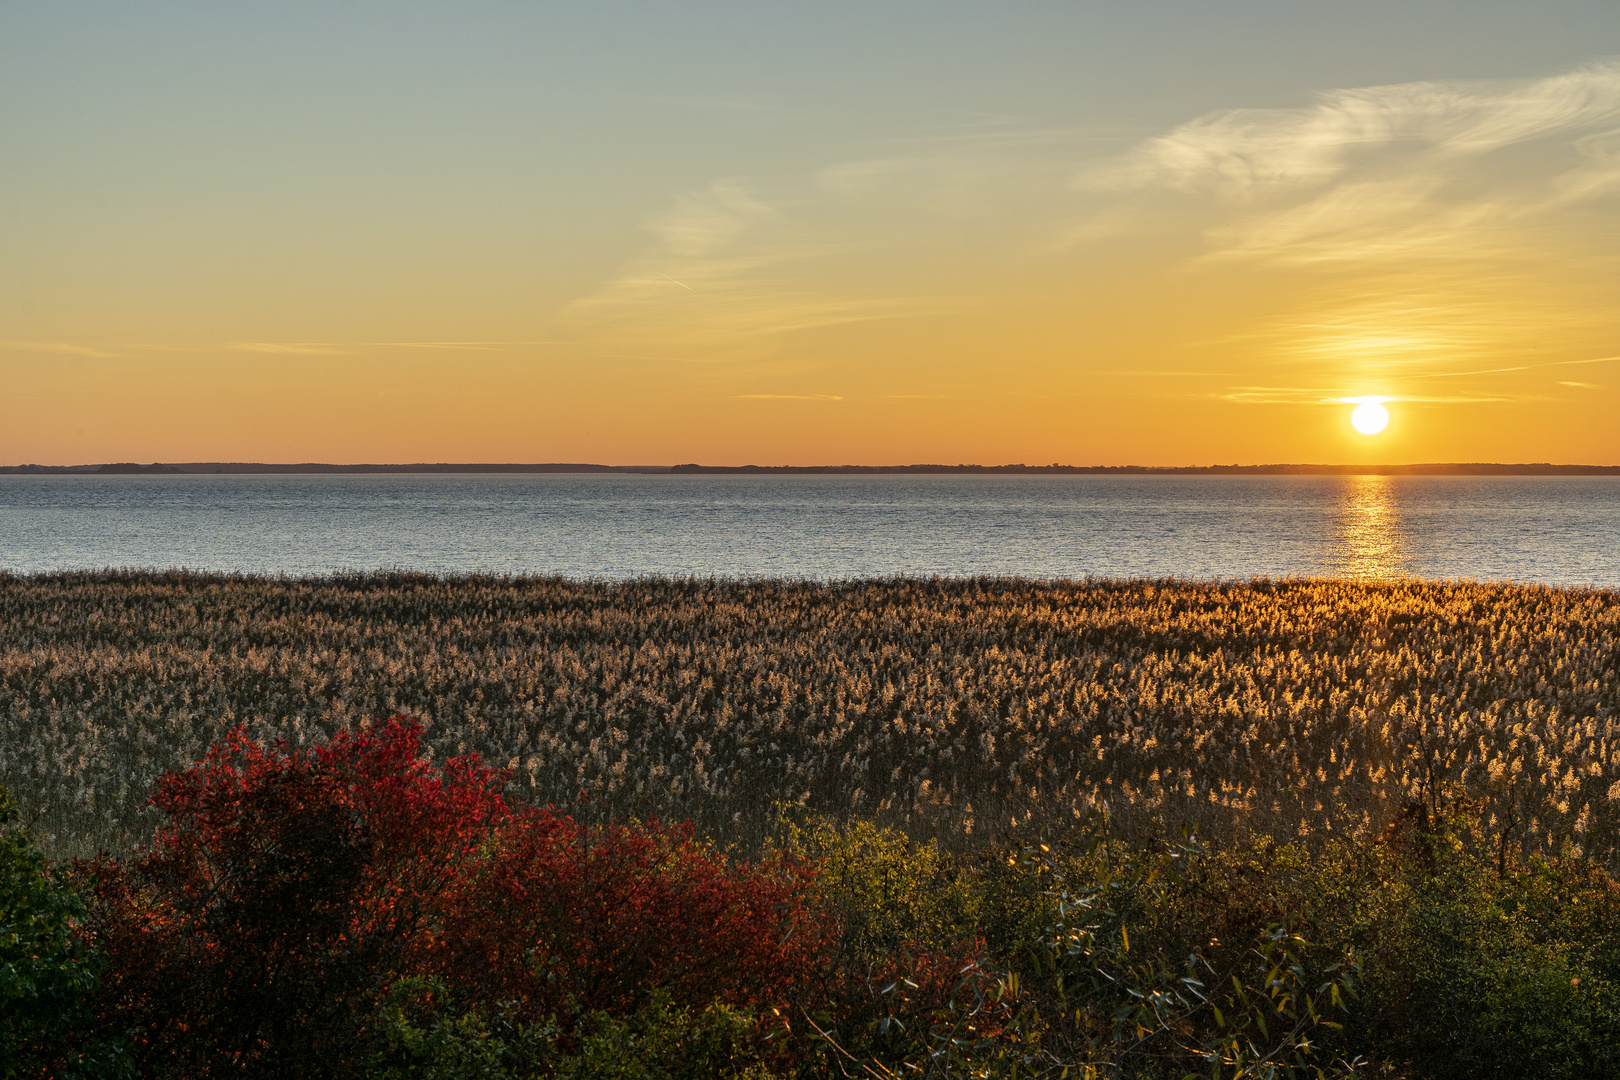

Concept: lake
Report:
left=1, top=473, right=1617, bottom=586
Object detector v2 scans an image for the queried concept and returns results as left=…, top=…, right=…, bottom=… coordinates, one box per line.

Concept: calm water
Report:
left=0, top=474, right=1616, bottom=586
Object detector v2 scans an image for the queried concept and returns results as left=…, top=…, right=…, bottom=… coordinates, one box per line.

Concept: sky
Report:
left=3, top=1, right=1619, bottom=466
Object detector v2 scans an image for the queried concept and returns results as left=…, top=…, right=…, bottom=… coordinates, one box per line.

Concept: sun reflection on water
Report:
left=1331, top=475, right=1409, bottom=579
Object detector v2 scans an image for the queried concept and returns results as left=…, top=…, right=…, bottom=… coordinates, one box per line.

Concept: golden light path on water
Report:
left=1331, top=475, right=1409, bottom=579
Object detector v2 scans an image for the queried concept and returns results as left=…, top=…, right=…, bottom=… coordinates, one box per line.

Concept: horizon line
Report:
left=4, top=461, right=1620, bottom=476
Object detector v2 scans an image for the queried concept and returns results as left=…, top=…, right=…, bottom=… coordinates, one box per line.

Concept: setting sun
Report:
left=1351, top=402, right=1390, bottom=436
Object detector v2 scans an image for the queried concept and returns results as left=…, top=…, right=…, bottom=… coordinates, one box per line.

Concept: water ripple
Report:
left=1, top=474, right=1616, bottom=586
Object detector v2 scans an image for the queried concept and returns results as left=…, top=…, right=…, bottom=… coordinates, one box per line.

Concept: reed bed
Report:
left=1, top=570, right=1616, bottom=863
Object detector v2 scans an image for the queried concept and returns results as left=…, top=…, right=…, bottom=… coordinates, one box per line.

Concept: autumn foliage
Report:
left=79, top=718, right=826, bottom=1077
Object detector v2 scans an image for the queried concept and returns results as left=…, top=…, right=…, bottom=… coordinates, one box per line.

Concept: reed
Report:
left=1, top=570, right=1615, bottom=865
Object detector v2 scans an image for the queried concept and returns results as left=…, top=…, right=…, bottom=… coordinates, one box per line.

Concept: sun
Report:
left=1350, top=401, right=1389, bottom=436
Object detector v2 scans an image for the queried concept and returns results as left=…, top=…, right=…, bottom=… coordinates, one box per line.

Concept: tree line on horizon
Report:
left=4, top=462, right=1618, bottom=475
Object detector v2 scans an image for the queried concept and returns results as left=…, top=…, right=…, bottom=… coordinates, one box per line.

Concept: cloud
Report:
left=564, top=124, right=1116, bottom=361
left=565, top=179, right=931, bottom=355
left=1078, top=62, right=1620, bottom=402
left=231, top=342, right=356, bottom=356
left=1220, top=385, right=1514, bottom=405
left=1077, top=59, right=1620, bottom=265
left=384, top=341, right=570, bottom=350
left=231, top=341, right=566, bottom=354
left=814, top=122, right=1103, bottom=227
left=736, top=393, right=843, bottom=401
left=0, top=341, right=125, bottom=358
left=645, top=179, right=780, bottom=261
left=0, top=340, right=573, bottom=362
left=1207, top=349, right=1620, bottom=406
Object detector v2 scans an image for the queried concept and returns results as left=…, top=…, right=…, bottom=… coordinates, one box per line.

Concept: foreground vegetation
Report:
left=2, top=571, right=1619, bottom=1076
left=8, top=720, right=1620, bottom=1078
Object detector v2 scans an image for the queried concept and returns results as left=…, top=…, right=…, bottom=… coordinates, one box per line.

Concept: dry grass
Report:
left=1, top=570, right=1616, bottom=863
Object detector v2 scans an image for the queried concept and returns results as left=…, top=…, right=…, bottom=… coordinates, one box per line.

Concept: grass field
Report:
left=2, top=570, right=1616, bottom=864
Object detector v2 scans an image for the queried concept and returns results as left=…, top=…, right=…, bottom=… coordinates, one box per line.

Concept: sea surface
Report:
left=1, top=473, right=1617, bottom=586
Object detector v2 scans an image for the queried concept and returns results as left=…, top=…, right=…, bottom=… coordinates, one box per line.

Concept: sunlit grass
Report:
left=1, top=570, right=1615, bottom=866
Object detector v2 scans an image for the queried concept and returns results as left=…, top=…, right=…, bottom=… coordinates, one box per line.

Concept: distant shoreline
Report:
left=3, top=461, right=1619, bottom=476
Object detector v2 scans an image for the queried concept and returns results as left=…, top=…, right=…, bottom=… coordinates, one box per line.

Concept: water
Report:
left=0, top=473, right=1616, bottom=586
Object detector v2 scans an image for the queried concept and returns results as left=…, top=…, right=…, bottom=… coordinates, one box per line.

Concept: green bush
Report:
left=365, top=977, right=551, bottom=1080
left=553, top=995, right=780, bottom=1080
left=1354, top=828, right=1620, bottom=1080
left=367, top=979, right=779, bottom=1080
left=0, top=785, right=127, bottom=1079
left=772, top=813, right=978, bottom=961
left=978, top=825, right=1362, bottom=1079
left=763, top=814, right=1003, bottom=1073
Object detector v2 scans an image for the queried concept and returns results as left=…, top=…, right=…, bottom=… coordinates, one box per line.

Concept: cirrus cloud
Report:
left=1077, top=59, right=1620, bottom=265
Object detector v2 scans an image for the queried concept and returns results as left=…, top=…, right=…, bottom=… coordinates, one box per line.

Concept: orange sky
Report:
left=3, top=4, right=1618, bottom=466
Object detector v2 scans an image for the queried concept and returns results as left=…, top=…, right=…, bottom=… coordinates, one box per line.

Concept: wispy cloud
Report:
left=1220, top=270, right=1556, bottom=376
left=1208, top=349, right=1620, bottom=406
left=0, top=341, right=125, bottom=358
left=228, top=340, right=570, bottom=356
left=1220, top=385, right=1514, bottom=405
left=565, top=179, right=931, bottom=356
left=736, top=393, right=843, bottom=401
left=814, top=122, right=1113, bottom=227
left=230, top=342, right=356, bottom=356
left=564, top=126, right=1116, bottom=361
left=384, top=341, right=569, bottom=350
left=1095, top=58, right=1620, bottom=402
left=5, top=340, right=571, bottom=360
left=1077, top=59, right=1620, bottom=265
left=231, top=341, right=567, bottom=354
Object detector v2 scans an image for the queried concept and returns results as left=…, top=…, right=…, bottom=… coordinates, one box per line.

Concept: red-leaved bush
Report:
left=79, top=718, right=825, bottom=1077
left=434, top=809, right=824, bottom=1016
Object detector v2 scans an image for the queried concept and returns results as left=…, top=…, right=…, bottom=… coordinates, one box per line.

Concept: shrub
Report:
left=771, top=814, right=977, bottom=967
left=81, top=718, right=514, bottom=1077
left=1353, top=826, right=1620, bottom=1080
left=0, top=785, right=127, bottom=1079
left=766, top=814, right=1010, bottom=1071
left=978, top=826, right=1363, bottom=1079
left=434, top=805, right=826, bottom=1020
left=547, top=993, right=781, bottom=1080
left=366, top=978, right=782, bottom=1080
left=364, top=976, right=554, bottom=1080
left=80, top=719, right=822, bottom=1078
